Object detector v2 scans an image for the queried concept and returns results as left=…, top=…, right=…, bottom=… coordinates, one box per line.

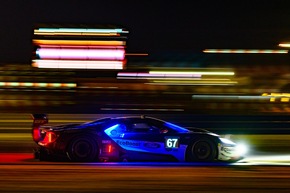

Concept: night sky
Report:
left=1, top=0, right=290, bottom=64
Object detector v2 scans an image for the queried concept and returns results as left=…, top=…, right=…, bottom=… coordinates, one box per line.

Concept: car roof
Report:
left=112, top=115, right=162, bottom=121
left=82, top=115, right=163, bottom=125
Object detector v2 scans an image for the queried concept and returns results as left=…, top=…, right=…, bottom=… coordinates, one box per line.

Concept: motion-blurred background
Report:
left=1, top=1, right=290, bottom=155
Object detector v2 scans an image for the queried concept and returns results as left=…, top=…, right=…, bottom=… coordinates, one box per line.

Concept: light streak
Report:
left=149, top=71, right=235, bottom=76
left=33, top=39, right=126, bottom=46
left=203, top=49, right=288, bottom=54
left=147, top=80, right=237, bottom=85
left=38, top=45, right=125, bottom=49
left=34, top=32, right=120, bottom=36
left=192, top=95, right=270, bottom=100
left=101, top=108, right=184, bottom=112
left=32, top=59, right=124, bottom=69
left=35, top=28, right=128, bottom=34
left=36, top=48, right=125, bottom=60
left=0, top=82, right=76, bottom=88
left=117, top=72, right=202, bottom=79
left=278, top=43, right=290, bottom=48
left=125, top=53, right=149, bottom=56
left=262, top=93, right=290, bottom=103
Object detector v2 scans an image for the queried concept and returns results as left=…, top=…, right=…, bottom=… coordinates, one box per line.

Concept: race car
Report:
left=31, top=114, right=247, bottom=162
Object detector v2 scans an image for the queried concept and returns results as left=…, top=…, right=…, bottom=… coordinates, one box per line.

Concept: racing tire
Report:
left=188, top=138, right=217, bottom=162
left=35, top=147, right=48, bottom=161
left=66, top=135, right=99, bottom=162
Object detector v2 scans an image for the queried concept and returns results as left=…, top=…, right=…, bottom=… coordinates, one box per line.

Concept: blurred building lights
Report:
left=117, top=72, right=202, bottom=79
left=278, top=43, right=290, bottom=48
left=191, top=93, right=290, bottom=103
left=125, top=53, right=149, bottom=56
left=100, top=108, right=184, bottom=112
left=34, top=27, right=128, bottom=34
left=0, top=81, right=76, bottom=88
left=203, top=49, right=288, bottom=54
left=117, top=69, right=236, bottom=85
left=262, top=93, right=290, bottom=103
left=148, top=80, right=237, bottom=86
left=32, top=60, right=124, bottom=69
left=32, top=25, right=128, bottom=70
left=149, top=70, right=235, bottom=76
left=33, top=40, right=126, bottom=46
left=36, top=48, right=125, bottom=60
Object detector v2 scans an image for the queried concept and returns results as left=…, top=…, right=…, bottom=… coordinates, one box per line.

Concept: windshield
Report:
left=81, top=117, right=111, bottom=126
left=164, top=122, right=190, bottom=133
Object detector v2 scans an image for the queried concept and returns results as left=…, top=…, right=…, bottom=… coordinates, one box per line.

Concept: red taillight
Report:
left=31, top=114, right=49, bottom=143
left=32, top=127, right=41, bottom=142
left=41, top=131, right=57, bottom=145
left=102, top=144, right=113, bottom=153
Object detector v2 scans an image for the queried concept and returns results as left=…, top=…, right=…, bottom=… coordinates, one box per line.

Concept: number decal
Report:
left=165, top=137, right=179, bottom=148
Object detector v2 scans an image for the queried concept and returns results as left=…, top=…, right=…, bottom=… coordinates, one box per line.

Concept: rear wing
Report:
left=31, top=114, right=48, bottom=126
left=31, top=114, right=48, bottom=142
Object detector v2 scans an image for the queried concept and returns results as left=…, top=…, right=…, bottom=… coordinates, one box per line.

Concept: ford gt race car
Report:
left=31, top=114, right=247, bottom=162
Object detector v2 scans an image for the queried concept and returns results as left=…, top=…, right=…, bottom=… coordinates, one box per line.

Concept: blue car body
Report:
left=32, top=114, right=245, bottom=162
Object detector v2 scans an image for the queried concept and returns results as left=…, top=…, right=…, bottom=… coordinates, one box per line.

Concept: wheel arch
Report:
left=185, top=135, right=219, bottom=162
left=65, top=133, right=100, bottom=162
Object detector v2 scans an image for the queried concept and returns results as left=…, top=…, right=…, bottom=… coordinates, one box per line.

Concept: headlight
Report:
left=236, top=143, right=248, bottom=155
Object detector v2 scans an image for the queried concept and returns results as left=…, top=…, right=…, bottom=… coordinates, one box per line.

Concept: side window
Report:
left=104, top=123, right=127, bottom=137
left=131, top=123, right=150, bottom=133
left=148, top=121, right=176, bottom=134
left=126, top=122, right=159, bottom=133
left=159, top=124, right=177, bottom=134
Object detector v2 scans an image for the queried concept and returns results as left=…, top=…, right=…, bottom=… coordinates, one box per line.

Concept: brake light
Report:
left=102, top=144, right=113, bottom=153
left=32, top=127, right=41, bottom=142
left=31, top=114, right=48, bottom=143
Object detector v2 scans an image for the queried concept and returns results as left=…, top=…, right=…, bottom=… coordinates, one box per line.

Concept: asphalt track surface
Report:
left=1, top=153, right=290, bottom=193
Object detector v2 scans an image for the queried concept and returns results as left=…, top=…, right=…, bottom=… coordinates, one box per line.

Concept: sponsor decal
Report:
left=144, top=142, right=161, bottom=149
left=222, top=147, right=234, bottom=154
left=110, top=130, right=118, bottom=136
left=102, top=140, right=111, bottom=144
left=33, top=119, right=48, bottom=124
left=116, top=140, right=140, bottom=147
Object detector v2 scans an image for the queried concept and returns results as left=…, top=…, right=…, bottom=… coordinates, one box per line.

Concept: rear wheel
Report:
left=188, top=138, right=217, bottom=162
left=35, top=148, right=50, bottom=161
left=67, top=136, right=99, bottom=162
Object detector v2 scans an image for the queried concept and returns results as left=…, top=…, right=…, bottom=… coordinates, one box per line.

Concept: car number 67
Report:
left=165, top=137, right=179, bottom=148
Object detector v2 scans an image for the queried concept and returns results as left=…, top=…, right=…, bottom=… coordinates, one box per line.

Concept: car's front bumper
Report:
left=217, top=143, right=244, bottom=161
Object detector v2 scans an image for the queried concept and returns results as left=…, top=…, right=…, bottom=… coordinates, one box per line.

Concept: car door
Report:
left=120, top=120, right=187, bottom=161
left=104, top=119, right=187, bottom=161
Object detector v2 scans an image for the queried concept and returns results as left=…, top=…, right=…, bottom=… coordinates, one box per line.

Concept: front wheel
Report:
left=188, top=138, right=217, bottom=162
left=66, top=136, right=99, bottom=162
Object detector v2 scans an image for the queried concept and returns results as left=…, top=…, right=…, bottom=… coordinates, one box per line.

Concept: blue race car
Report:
left=31, top=114, right=246, bottom=162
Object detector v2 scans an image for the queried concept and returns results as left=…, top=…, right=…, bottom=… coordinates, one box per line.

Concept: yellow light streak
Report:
left=149, top=71, right=235, bottom=76
left=0, top=82, right=76, bottom=88
left=147, top=80, right=237, bottom=85
left=32, top=59, right=124, bottom=70
left=278, top=43, right=290, bottom=48
left=203, top=49, right=288, bottom=54
left=262, top=93, right=290, bottom=97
